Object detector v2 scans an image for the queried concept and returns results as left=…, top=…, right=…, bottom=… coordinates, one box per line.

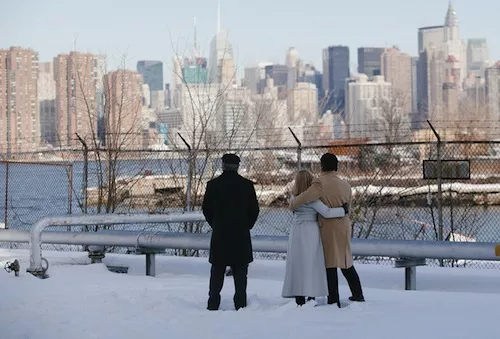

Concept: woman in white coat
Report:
left=282, top=169, right=348, bottom=306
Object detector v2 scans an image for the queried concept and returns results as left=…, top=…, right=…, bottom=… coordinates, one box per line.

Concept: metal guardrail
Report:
left=0, top=213, right=498, bottom=288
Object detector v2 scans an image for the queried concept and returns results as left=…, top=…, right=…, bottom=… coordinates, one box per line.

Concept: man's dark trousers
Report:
left=208, top=264, right=248, bottom=310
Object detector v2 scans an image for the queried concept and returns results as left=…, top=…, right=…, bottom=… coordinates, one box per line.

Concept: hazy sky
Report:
left=2, top=0, right=499, bottom=82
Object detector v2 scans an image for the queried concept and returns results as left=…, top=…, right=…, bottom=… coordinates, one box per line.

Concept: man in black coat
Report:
left=202, top=153, right=260, bottom=311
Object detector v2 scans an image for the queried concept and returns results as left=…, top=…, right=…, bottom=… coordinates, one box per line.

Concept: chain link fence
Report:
left=1, top=140, right=500, bottom=268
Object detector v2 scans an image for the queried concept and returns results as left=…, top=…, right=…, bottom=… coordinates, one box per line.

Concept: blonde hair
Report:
left=292, top=170, right=314, bottom=196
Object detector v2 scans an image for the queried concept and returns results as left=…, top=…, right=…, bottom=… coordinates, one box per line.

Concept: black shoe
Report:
left=307, top=297, right=315, bottom=301
left=207, top=305, right=219, bottom=311
left=349, top=296, right=365, bottom=302
left=295, top=296, right=306, bottom=306
left=235, top=304, right=246, bottom=311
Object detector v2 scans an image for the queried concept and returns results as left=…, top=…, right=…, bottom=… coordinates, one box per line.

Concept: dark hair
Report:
left=320, top=153, right=338, bottom=172
left=222, top=163, right=239, bottom=171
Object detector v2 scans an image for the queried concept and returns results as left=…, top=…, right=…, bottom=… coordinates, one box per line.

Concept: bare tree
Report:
left=51, top=48, right=150, bottom=235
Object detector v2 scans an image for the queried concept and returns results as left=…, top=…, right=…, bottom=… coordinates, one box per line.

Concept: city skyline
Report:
left=2, top=0, right=499, bottom=81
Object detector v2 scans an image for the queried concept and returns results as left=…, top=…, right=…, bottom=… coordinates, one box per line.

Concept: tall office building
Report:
left=208, top=29, right=235, bottom=85
left=486, top=62, right=500, bottom=121
left=297, top=62, right=323, bottom=103
left=381, top=47, right=413, bottom=113
left=467, top=39, right=489, bottom=77
left=208, top=1, right=235, bottom=86
left=137, top=60, right=164, bottom=112
left=416, top=2, right=467, bottom=128
left=182, top=57, right=208, bottom=84
left=358, top=47, right=384, bottom=77
left=219, top=86, right=255, bottom=147
left=54, top=52, right=102, bottom=147
left=286, top=47, right=298, bottom=90
left=411, top=57, right=419, bottom=115
left=243, top=62, right=272, bottom=94
left=345, top=74, right=391, bottom=139
left=38, top=62, right=57, bottom=146
left=0, top=47, right=39, bottom=154
left=177, top=83, right=221, bottom=144
left=265, top=64, right=288, bottom=94
left=287, top=82, right=318, bottom=125
left=136, top=61, right=163, bottom=91
left=323, top=45, right=350, bottom=113
left=417, top=25, right=445, bottom=125
left=104, top=70, right=144, bottom=149
left=443, top=2, right=467, bottom=82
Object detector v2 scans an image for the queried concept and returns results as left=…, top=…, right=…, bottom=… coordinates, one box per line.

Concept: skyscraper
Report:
left=381, top=47, right=413, bottom=113
left=486, top=62, right=500, bottom=121
left=265, top=64, right=288, bottom=94
left=416, top=10, right=450, bottom=126
left=182, top=57, right=208, bottom=84
left=358, top=47, right=384, bottom=77
left=208, top=29, right=235, bottom=85
left=136, top=61, right=163, bottom=91
left=286, top=47, right=298, bottom=90
left=443, top=2, right=467, bottom=82
left=243, top=62, right=272, bottom=94
left=38, top=62, right=57, bottom=146
left=104, top=70, right=144, bottom=149
left=467, top=39, right=489, bottom=77
left=345, top=75, right=391, bottom=139
left=287, top=82, right=318, bottom=125
left=54, top=52, right=100, bottom=147
left=0, top=47, right=39, bottom=154
left=208, top=1, right=235, bottom=85
left=323, top=45, right=350, bottom=113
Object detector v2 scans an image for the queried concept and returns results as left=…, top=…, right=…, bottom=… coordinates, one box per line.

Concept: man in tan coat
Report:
left=290, top=153, right=364, bottom=307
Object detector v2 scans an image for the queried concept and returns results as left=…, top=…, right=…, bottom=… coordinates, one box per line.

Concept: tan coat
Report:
left=290, top=172, right=353, bottom=269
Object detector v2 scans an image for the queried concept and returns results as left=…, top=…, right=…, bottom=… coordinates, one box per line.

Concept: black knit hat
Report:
left=222, top=153, right=240, bottom=165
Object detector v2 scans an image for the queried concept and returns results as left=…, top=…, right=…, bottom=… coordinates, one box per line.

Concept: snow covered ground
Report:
left=1, top=249, right=499, bottom=339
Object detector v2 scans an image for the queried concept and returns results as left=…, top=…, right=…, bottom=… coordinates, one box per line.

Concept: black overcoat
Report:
left=202, top=171, right=260, bottom=266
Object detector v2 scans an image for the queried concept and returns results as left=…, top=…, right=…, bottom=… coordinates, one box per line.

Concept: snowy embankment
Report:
left=1, top=249, right=499, bottom=339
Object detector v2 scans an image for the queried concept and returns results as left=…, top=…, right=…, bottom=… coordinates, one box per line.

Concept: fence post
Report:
left=68, top=165, right=73, bottom=215
left=427, top=121, right=444, bottom=266
left=177, top=133, right=192, bottom=212
left=76, top=134, right=89, bottom=215
left=288, top=127, right=302, bottom=171
left=4, top=161, right=9, bottom=229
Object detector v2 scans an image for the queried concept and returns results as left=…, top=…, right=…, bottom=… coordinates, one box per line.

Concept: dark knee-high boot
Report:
left=326, top=268, right=341, bottom=308
left=341, top=266, right=365, bottom=302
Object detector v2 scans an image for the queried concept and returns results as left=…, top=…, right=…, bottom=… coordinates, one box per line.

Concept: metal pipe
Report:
left=2, top=231, right=496, bottom=275
left=5, top=228, right=496, bottom=260
left=1, top=211, right=497, bottom=274
left=28, top=212, right=205, bottom=273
